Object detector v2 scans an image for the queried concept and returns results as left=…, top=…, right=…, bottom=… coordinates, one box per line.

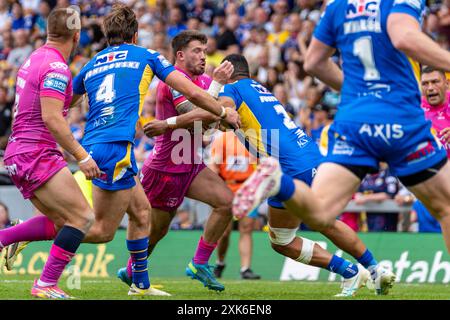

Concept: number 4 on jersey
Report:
left=96, top=74, right=116, bottom=103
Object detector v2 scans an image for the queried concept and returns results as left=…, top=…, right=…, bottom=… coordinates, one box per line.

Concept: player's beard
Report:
left=187, top=61, right=205, bottom=76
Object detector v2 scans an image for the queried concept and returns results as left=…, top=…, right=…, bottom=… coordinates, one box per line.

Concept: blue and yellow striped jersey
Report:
left=73, top=44, right=175, bottom=145
left=219, top=78, right=322, bottom=175
left=314, top=0, right=425, bottom=124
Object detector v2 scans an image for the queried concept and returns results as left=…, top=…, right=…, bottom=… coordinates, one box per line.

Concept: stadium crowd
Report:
left=0, top=0, right=448, bottom=233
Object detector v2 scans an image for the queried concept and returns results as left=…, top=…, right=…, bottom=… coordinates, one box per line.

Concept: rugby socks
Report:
left=193, top=236, right=217, bottom=265
left=326, top=255, right=359, bottom=279
left=127, top=237, right=150, bottom=289
left=357, top=249, right=378, bottom=269
left=39, top=226, right=84, bottom=286
left=0, top=215, right=57, bottom=247
left=276, top=174, right=296, bottom=202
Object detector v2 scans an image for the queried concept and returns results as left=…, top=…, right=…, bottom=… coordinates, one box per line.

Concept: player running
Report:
left=117, top=30, right=236, bottom=292
left=233, top=0, right=450, bottom=292
left=152, top=54, right=393, bottom=297
left=1, top=7, right=99, bottom=299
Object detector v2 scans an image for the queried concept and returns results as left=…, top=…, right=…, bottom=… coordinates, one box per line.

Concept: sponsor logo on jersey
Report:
left=4, top=164, right=18, bottom=176
left=95, top=51, right=128, bottom=66
left=43, top=73, right=69, bottom=93
left=50, top=62, right=68, bottom=70
left=332, top=140, right=355, bottom=156
left=406, top=141, right=436, bottom=164
left=346, top=0, right=381, bottom=19
left=359, top=123, right=404, bottom=145
left=93, top=106, right=115, bottom=128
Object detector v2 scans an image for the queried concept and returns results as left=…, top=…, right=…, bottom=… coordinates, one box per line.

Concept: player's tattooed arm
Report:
left=176, top=100, right=196, bottom=114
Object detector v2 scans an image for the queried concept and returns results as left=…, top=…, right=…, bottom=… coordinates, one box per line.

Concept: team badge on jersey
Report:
left=346, top=0, right=381, bottom=19
left=43, top=73, right=69, bottom=93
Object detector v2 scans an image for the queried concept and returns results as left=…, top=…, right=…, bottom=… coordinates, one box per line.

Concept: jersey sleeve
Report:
left=219, top=84, right=242, bottom=110
left=73, top=64, right=87, bottom=95
left=390, top=0, right=425, bottom=22
left=313, top=2, right=337, bottom=47
left=145, top=49, right=176, bottom=82
left=39, top=64, right=71, bottom=101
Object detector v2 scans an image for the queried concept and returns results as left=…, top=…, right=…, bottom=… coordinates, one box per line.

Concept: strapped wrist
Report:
left=166, top=116, right=177, bottom=129
left=207, top=80, right=223, bottom=98
left=72, top=145, right=89, bottom=162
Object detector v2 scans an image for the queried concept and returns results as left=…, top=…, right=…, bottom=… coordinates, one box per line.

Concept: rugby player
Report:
left=233, top=0, right=450, bottom=295
left=0, top=7, right=98, bottom=299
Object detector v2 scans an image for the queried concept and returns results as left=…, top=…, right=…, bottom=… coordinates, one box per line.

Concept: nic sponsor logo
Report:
left=94, top=51, right=128, bottom=66
left=346, top=0, right=381, bottom=19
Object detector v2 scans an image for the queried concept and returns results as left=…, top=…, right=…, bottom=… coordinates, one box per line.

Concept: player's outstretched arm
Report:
left=304, top=38, right=343, bottom=92
left=164, top=70, right=240, bottom=129
left=143, top=108, right=220, bottom=137
left=388, top=13, right=450, bottom=72
left=41, top=97, right=100, bottom=180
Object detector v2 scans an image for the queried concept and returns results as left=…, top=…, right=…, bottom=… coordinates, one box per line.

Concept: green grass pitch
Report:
left=0, top=275, right=448, bottom=300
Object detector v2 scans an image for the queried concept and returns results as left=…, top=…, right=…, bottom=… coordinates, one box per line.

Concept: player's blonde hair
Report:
left=47, top=7, right=81, bottom=42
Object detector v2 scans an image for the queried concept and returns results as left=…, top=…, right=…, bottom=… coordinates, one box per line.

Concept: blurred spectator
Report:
left=33, top=1, right=51, bottom=39
left=0, top=0, right=12, bottom=34
left=205, top=36, right=224, bottom=69
left=167, top=7, right=187, bottom=39
left=353, top=163, right=401, bottom=232
left=7, top=29, right=33, bottom=69
left=11, top=2, right=34, bottom=33
left=214, top=10, right=240, bottom=53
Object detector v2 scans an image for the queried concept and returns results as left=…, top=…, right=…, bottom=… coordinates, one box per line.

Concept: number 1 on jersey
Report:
left=96, top=74, right=116, bottom=103
left=353, top=36, right=380, bottom=81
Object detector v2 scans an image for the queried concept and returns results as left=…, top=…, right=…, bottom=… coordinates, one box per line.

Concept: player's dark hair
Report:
left=103, top=3, right=138, bottom=46
left=422, top=66, right=446, bottom=79
left=47, top=7, right=80, bottom=42
left=171, top=30, right=207, bottom=55
left=222, top=54, right=250, bottom=79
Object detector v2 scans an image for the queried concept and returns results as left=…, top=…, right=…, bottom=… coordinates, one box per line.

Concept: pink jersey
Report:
left=4, top=45, right=73, bottom=159
left=145, top=67, right=212, bottom=173
left=421, top=91, right=450, bottom=158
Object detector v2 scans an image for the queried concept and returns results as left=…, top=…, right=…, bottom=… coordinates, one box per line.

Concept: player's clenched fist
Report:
left=223, top=107, right=241, bottom=129
left=213, top=61, right=234, bottom=85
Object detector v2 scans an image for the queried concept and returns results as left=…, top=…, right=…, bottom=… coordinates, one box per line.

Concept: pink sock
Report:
left=0, top=215, right=56, bottom=247
left=193, top=236, right=217, bottom=265
left=40, top=244, right=75, bottom=285
left=126, top=257, right=132, bottom=278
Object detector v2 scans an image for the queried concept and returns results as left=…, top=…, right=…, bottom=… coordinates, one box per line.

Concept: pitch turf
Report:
left=0, top=275, right=448, bottom=300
